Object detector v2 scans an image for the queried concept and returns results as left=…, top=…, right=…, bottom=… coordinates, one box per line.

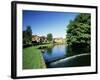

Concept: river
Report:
left=43, top=44, right=90, bottom=68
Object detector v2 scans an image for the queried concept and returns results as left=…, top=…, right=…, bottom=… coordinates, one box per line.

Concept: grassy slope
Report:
left=23, top=46, right=46, bottom=69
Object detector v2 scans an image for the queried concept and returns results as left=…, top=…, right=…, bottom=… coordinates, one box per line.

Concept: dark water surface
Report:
left=43, top=44, right=90, bottom=68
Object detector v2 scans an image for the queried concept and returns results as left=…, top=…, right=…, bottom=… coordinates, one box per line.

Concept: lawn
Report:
left=23, top=46, right=46, bottom=69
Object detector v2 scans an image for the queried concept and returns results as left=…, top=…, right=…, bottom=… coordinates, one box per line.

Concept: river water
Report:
left=43, top=44, right=90, bottom=68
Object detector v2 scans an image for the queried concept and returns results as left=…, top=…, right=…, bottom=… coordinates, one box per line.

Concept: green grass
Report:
left=23, top=46, right=46, bottom=69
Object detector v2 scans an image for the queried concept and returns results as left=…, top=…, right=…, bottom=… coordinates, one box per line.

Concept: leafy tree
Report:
left=47, top=33, right=53, bottom=42
left=25, top=26, right=32, bottom=43
left=23, top=26, right=32, bottom=46
left=23, top=30, right=27, bottom=45
left=66, top=13, right=91, bottom=47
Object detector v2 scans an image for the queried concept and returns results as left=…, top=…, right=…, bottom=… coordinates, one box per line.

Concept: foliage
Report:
left=47, top=33, right=53, bottom=42
left=66, top=13, right=91, bottom=47
left=23, top=26, right=32, bottom=46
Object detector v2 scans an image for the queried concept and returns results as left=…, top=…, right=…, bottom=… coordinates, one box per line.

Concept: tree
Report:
left=23, top=30, right=27, bottom=45
left=23, top=26, right=32, bottom=46
left=66, top=13, right=91, bottom=47
left=25, top=26, right=32, bottom=43
left=47, top=33, right=53, bottom=42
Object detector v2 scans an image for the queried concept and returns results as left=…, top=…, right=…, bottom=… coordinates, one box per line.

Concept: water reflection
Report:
left=46, top=47, right=52, bottom=55
left=43, top=44, right=67, bottom=63
left=43, top=44, right=90, bottom=68
left=67, top=45, right=90, bottom=57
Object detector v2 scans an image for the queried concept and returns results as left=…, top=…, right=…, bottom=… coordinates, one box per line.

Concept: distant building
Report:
left=32, top=35, right=65, bottom=44
left=40, top=36, right=47, bottom=43
left=54, top=38, right=65, bottom=43
left=32, top=35, right=47, bottom=43
left=32, top=35, right=40, bottom=43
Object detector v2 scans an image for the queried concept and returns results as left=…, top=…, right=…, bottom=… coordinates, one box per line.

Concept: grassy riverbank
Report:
left=23, top=46, right=46, bottom=69
left=23, top=43, right=64, bottom=69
